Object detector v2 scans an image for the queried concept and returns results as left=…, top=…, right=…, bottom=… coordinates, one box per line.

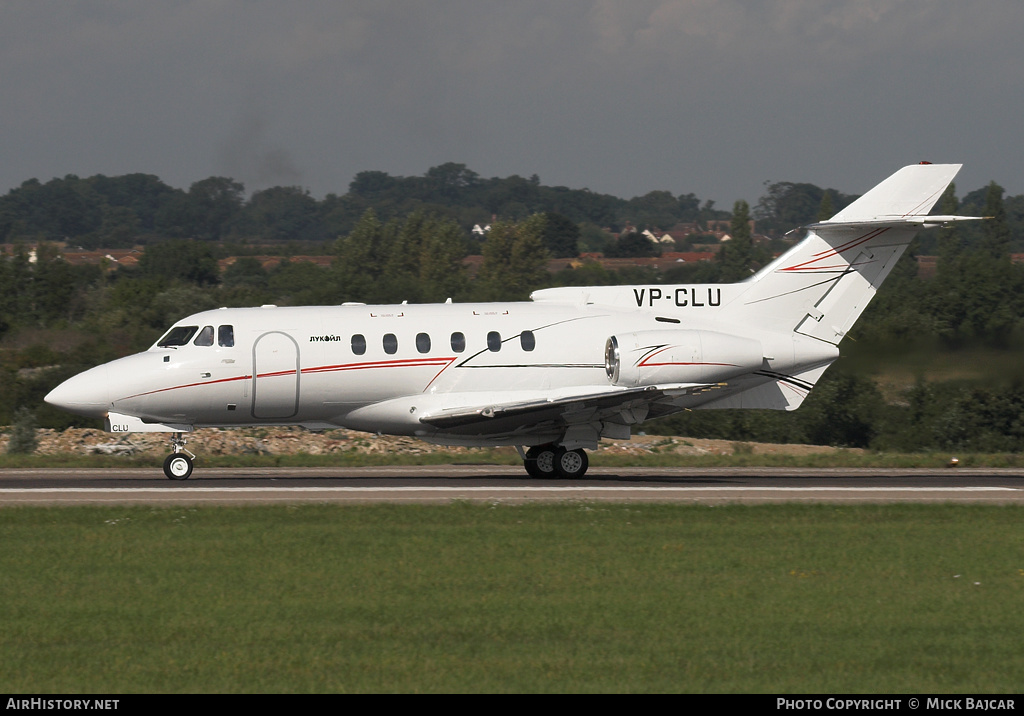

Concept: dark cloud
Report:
left=218, top=109, right=303, bottom=189
left=0, top=1, right=1021, bottom=204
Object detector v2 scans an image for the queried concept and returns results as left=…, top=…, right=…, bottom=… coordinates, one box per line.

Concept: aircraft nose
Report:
left=44, top=365, right=112, bottom=418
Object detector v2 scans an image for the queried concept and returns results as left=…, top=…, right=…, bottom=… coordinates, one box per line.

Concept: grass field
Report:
left=1, top=503, right=1023, bottom=693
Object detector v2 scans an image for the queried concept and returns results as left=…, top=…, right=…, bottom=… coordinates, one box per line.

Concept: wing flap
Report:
left=418, top=383, right=716, bottom=435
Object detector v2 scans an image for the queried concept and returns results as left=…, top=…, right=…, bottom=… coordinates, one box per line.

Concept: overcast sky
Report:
left=2, top=1, right=1022, bottom=207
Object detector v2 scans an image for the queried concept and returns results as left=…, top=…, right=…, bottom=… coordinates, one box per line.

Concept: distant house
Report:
left=641, top=229, right=676, bottom=245
left=217, top=255, right=333, bottom=273
left=663, top=223, right=703, bottom=243
left=35, top=245, right=143, bottom=271
left=536, top=251, right=717, bottom=274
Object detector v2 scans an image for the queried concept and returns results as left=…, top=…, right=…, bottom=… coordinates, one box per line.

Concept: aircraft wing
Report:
left=417, top=382, right=723, bottom=441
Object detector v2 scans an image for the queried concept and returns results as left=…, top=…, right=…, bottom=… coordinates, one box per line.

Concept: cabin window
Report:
left=218, top=325, right=234, bottom=347
left=157, top=326, right=198, bottom=347
left=487, top=331, right=501, bottom=352
left=351, top=334, right=366, bottom=355
left=416, top=333, right=431, bottom=353
left=383, top=333, right=398, bottom=355
left=450, top=332, right=466, bottom=353
left=194, top=326, right=215, bottom=347
left=520, top=330, right=536, bottom=352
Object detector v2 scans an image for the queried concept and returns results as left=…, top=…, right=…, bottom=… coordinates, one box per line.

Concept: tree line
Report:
left=0, top=163, right=735, bottom=251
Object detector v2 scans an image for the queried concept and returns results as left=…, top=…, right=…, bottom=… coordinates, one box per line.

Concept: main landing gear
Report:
left=522, top=444, right=589, bottom=479
left=163, top=433, right=196, bottom=480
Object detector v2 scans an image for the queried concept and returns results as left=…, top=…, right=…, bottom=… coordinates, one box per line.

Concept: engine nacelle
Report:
left=605, top=329, right=763, bottom=387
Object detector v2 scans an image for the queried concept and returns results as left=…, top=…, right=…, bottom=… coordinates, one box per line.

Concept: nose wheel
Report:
left=163, top=453, right=194, bottom=480
left=164, top=433, right=196, bottom=480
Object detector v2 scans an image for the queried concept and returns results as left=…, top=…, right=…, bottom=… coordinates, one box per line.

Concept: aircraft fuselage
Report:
left=49, top=292, right=804, bottom=447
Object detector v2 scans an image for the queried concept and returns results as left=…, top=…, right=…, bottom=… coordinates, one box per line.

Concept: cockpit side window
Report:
left=157, top=326, right=199, bottom=347
left=218, top=325, right=234, bottom=347
left=194, top=326, right=215, bottom=346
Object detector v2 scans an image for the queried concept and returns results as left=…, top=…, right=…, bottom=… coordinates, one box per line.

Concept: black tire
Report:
left=553, top=447, right=588, bottom=479
left=163, top=453, right=193, bottom=480
left=524, top=445, right=557, bottom=478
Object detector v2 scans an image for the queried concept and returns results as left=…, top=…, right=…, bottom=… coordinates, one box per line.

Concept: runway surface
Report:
left=3, top=466, right=1024, bottom=505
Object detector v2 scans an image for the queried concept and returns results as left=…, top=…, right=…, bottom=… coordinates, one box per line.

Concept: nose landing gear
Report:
left=163, top=433, right=196, bottom=480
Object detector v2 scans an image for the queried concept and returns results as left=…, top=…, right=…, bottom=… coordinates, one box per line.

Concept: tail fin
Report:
left=827, top=163, right=960, bottom=222
left=723, top=163, right=968, bottom=344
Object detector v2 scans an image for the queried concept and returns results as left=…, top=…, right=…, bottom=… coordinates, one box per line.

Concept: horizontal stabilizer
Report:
left=805, top=215, right=988, bottom=233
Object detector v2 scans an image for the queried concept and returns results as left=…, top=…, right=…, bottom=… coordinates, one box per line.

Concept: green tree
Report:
left=222, top=257, right=269, bottom=290
left=604, top=230, right=660, bottom=258
left=332, top=209, right=386, bottom=302
left=716, top=200, right=755, bottom=282
left=474, top=215, right=550, bottom=301
left=817, top=192, right=834, bottom=221
left=267, top=260, right=335, bottom=306
left=87, top=173, right=180, bottom=234
left=980, top=181, right=1011, bottom=261
left=239, top=186, right=322, bottom=242
left=30, top=242, right=80, bottom=324
left=1, top=243, right=33, bottom=322
left=138, top=240, right=219, bottom=286
left=935, top=183, right=961, bottom=268
left=796, top=369, right=882, bottom=448
left=92, top=205, right=141, bottom=248
left=626, top=190, right=680, bottom=230
left=187, top=177, right=245, bottom=240
left=537, top=212, right=580, bottom=258
left=424, top=163, right=481, bottom=203
left=6, top=407, right=38, bottom=454
left=348, top=170, right=398, bottom=197
left=331, top=210, right=469, bottom=304
left=415, top=215, right=470, bottom=302
left=755, top=181, right=854, bottom=235
left=0, top=176, right=102, bottom=241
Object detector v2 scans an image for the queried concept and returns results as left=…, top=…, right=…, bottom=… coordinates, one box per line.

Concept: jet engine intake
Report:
left=605, top=330, right=763, bottom=387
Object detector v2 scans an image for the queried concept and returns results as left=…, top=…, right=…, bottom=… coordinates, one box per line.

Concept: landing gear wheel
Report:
left=524, top=445, right=557, bottom=478
left=553, top=447, right=589, bottom=479
left=163, top=453, right=193, bottom=480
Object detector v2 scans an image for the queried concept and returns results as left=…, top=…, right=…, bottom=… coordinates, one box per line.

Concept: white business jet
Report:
left=45, top=163, right=982, bottom=479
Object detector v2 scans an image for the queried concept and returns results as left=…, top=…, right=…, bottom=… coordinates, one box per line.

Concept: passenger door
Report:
left=251, top=331, right=300, bottom=419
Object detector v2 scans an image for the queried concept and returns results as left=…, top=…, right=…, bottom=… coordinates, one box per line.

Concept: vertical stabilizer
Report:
left=828, top=163, right=960, bottom=222
left=721, top=164, right=963, bottom=344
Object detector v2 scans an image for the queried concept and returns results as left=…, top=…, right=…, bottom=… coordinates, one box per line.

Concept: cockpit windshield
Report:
left=157, top=326, right=198, bottom=347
